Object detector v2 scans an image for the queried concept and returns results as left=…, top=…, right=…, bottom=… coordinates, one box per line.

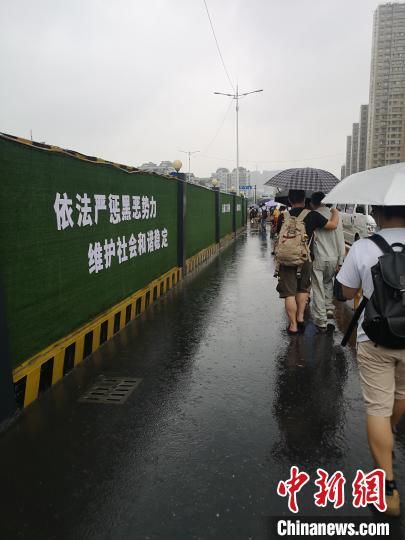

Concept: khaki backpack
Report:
left=275, top=210, right=311, bottom=267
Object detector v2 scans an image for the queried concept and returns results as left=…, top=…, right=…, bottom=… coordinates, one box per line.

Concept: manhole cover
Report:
left=79, top=376, right=142, bottom=404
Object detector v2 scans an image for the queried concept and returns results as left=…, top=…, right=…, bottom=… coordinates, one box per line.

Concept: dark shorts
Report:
left=276, top=262, right=312, bottom=298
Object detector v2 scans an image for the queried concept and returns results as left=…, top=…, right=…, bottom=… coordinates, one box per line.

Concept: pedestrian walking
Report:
left=270, top=206, right=280, bottom=236
left=260, top=204, right=268, bottom=233
left=249, top=206, right=256, bottom=224
left=310, top=192, right=346, bottom=331
left=275, top=189, right=339, bottom=335
left=336, top=205, right=405, bottom=517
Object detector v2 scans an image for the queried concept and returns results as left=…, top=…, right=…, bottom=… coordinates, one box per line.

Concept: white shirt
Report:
left=337, top=228, right=405, bottom=342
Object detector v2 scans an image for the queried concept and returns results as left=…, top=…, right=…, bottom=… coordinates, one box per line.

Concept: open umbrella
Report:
left=267, top=167, right=339, bottom=194
left=265, top=199, right=277, bottom=207
left=275, top=189, right=314, bottom=206
left=257, top=197, right=272, bottom=205
left=323, top=163, right=405, bottom=205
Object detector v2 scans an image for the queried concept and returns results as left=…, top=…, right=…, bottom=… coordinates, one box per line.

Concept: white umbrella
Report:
left=323, top=163, right=405, bottom=205
left=265, top=200, right=277, bottom=207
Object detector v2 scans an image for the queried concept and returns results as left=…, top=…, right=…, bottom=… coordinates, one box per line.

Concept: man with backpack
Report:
left=337, top=205, right=405, bottom=517
left=275, top=189, right=339, bottom=335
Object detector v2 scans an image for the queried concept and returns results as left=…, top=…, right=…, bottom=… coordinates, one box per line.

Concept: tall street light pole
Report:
left=179, top=150, right=200, bottom=183
left=214, top=86, right=263, bottom=193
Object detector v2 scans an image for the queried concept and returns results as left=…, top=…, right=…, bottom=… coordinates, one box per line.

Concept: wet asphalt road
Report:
left=0, top=228, right=404, bottom=539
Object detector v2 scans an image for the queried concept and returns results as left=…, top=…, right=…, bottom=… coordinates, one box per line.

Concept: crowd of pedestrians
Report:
left=274, top=190, right=340, bottom=335
left=251, top=187, right=405, bottom=517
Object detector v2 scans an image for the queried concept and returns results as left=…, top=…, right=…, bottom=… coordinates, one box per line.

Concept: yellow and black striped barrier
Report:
left=13, top=266, right=181, bottom=409
left=12, top=230, right=244, bottom=410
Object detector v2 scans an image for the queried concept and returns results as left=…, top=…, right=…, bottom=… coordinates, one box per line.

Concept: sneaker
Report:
left=326, top=310, right=334, bottom=319
left=385, top=480, right=401, bottom=517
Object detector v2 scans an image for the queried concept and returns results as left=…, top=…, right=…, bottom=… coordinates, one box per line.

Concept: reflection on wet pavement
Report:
left=0, top=228, right=404, bottom=539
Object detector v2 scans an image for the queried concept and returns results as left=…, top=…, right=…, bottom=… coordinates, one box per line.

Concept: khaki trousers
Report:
left=311, top=259, right=337, bottom=327
left=357, top=341, right=405, bottom=416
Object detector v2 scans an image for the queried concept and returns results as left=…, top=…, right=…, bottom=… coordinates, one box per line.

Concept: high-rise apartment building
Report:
left=351, top=123, right=360, bottom=174
left=357, top=104, right=369, bottom=172
left=211, top=167, right=230, bottom=191
left=345, top=135, right=352, bottom=177
left=367, top=2, right=405, bottom=168
left=211, top=166, right=252, bottom=191
left=230, top=167, right=250, bottom=188
left=341, top=106, right=368, bottom=177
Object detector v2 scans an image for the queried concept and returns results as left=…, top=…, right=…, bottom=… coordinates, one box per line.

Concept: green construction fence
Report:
left=0, top=136, right=179, bottom=368
left=220, top=192, right=234, bottom=238
left=185, top=183, right=216, bottom=258
left=0, top=134, right=246, bottom=370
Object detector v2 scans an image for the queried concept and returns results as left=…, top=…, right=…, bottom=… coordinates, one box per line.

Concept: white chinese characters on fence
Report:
left=54, top=193, right=158, bottom=230
left=53, top=193, right=167, bottom=275
left=222, top=203, right=231, bottom=213
left=88, top=229, right=169, bottom=274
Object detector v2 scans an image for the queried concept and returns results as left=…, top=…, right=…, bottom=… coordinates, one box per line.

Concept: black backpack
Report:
left=341, top=234, right=405, bottom=349
left=262, top=208, right=268, bottom=219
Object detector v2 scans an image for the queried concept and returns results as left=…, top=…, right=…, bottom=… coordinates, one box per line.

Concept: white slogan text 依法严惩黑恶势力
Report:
left=54, top=192, right=158, bottom=230
left=53, top=192, right=167, bottom=274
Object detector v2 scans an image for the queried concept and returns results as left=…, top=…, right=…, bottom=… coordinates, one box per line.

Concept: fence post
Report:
left=0, top=282, right=17, bottom=427
left=232, top=193, right=236, bottom=235
left=176, top=174, right=187, bottom=274
left=214, top=188, right=220, bottom=243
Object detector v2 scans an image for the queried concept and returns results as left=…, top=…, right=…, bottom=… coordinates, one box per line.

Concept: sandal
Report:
left=287, top=327, right=299, bottom=335
left=297, top=321, right=305, bottom=333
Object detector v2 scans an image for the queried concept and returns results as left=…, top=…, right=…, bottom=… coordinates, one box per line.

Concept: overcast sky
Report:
left=1, top=0, right=381, bottom=178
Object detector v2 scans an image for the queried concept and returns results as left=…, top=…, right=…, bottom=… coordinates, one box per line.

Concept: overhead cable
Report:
left=203, top=0, right=235, bottom=91
left=202, top=99, right=234, bottom=154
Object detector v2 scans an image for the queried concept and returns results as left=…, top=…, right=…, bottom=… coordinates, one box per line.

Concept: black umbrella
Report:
left=267, top=167, right=339, bottom=193
left=275, top=189, right=314, bottom=206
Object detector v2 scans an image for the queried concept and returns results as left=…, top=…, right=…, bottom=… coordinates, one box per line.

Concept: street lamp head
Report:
left=230, top=185, right=236, bottom=193
left=211, top=178, right=219, bottom=187
left=240, top=89, right=264, bottom=97
left=213, top=83, right=263, bottom=196
left=172, top=160, right=182, bottom=172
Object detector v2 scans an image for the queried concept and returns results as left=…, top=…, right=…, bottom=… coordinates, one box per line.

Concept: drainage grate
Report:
left=79, top=376, right=142, bottom=404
